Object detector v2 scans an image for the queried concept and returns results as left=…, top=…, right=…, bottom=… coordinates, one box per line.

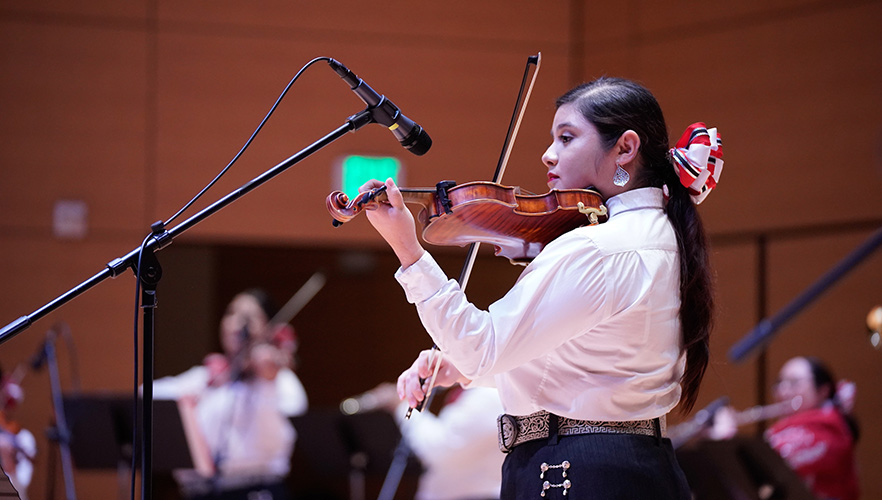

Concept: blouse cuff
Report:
left=394, top=251, right=452, bottom=304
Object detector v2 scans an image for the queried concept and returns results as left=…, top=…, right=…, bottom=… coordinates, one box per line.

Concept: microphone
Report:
left=328, top=59, right=432, bottom=156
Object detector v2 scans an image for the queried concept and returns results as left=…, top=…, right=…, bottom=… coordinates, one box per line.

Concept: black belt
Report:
left=497, top=410, right=666, bottom=453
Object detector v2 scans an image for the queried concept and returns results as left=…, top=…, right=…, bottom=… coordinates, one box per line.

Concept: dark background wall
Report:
left=1, top=1, right=881, bottom=498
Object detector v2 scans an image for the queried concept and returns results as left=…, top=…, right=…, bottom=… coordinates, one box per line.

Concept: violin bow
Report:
left=268, top=271, right=327, bottom=327
left=406, top=52, right=542, bottom=418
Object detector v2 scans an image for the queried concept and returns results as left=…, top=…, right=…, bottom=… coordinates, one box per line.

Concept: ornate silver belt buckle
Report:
left=497, top=413, right=519, bottom=453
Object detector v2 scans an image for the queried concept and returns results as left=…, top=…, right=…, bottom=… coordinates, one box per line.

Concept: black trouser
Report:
left=501, top=432, right=690, bottom=499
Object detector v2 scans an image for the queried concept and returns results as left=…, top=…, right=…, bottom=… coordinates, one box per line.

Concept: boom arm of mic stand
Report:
left=0, top=109, right=374, bottom=345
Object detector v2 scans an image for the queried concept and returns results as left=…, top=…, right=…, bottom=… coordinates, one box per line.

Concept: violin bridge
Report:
left=435, top=180, right=457, bottom=215
left=577, top=202, right=608, bottom=225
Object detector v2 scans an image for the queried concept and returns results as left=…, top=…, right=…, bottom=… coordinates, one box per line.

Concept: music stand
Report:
left=62, top=393, right=193, bottom=471
left=676, top=436, right=816, bottom=500
left=290, top=409, right=421, bottom=500
left=341, top=412, right=418, bottom=477
left=62, top=393, right=131, bottom=470
left=150, top=399, right=194, bottom=471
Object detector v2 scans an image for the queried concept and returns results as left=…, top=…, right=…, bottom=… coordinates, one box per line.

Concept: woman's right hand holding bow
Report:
left=397, top=349, right=470, bottom=409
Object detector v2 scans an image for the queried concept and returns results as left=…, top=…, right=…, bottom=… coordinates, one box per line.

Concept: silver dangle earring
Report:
left=613, top=163, right=630, bottom=187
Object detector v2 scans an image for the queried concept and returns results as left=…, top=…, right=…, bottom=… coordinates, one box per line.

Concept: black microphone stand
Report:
left=42, top=326, right=78, bottom=500
left=0, top=107, right=378, bottom=500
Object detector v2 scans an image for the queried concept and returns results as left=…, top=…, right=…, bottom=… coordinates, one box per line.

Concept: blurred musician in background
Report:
left=153, top=288, right=308, bottom=500
left=765, top=356, right=860, bottom=500
left=0, top=366, right=36, bottom=500
left=347, top=382, right=504, bottom=500
left=696, top=356, right=860, bottom=500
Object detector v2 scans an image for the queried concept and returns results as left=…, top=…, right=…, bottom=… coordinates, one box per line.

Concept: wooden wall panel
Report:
left=0, top=0, right=148, bottom=19
left=632, top=2, right=882, bottom=233
left=0, top=237, right=139, bottom=387
left=634, top=0, right=838, bottom=32
left=702, top=244, right=762, bottom=412
left=156, top=0, right=566, bottom=49
left=0, top=19, right=149, bottom=234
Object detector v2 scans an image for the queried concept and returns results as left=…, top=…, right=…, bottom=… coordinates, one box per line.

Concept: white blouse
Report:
left=153, top=366, right=307, bottom=476
left=399, top=387, right=505, bottom=500
left=395, top=187, right=686, bottom=421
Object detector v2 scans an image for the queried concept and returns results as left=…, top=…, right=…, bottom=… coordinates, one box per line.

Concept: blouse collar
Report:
left=605, top=187, right=665, bottom=218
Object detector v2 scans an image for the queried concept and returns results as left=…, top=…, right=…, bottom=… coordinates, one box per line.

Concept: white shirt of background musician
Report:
left=0, top=427, right=35, bottom=500
left=153, top=366, right=307, bottom=476
left=400, top=387, right=504, bottom=500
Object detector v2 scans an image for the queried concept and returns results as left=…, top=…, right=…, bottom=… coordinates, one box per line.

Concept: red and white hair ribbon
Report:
left=669, top=122, right=723, bottom=204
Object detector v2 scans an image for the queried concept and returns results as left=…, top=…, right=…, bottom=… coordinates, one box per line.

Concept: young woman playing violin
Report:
left=360, top=77, right=723, bottom=499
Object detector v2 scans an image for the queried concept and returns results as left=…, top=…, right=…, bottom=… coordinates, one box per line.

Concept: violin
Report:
left=205, top=327, right=296, bottom=386
left=327, top=180, right=608, bottom=264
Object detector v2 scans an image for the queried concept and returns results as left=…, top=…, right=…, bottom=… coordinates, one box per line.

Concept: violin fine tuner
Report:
left=577, top=202, right=608, bottom=225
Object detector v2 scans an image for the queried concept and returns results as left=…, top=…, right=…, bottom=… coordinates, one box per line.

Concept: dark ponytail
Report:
left=556, top=78, right=714, bottom=413
left=804, top=356, right=860, bottom=442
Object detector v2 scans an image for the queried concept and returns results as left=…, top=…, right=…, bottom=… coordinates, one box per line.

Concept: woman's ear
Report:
left=616, top=130, right=641, bottom=166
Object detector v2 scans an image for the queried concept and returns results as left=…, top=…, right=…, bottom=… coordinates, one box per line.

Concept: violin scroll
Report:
left=327, top=186, right=389, bottom=226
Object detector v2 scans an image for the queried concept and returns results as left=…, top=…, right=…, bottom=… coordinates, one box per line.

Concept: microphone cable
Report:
left=130, top=56, right=336, bottom=498
left=162, top=56, right=332, bottom=227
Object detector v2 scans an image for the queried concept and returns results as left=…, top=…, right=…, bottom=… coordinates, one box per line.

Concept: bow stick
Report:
left=406, top=52, right=542, bottom=418
left=269, top=271, right=327, bottom=327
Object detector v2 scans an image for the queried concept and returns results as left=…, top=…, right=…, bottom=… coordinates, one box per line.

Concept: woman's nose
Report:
left=542, top=145, right=556, bottom=167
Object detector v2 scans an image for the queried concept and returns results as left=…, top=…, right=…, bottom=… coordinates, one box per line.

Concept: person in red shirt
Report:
left=765, top=356, right=860, bottom=500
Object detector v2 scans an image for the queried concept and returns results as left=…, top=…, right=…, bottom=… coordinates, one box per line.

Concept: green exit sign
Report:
left=340, top=155, right=402, bottom=199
